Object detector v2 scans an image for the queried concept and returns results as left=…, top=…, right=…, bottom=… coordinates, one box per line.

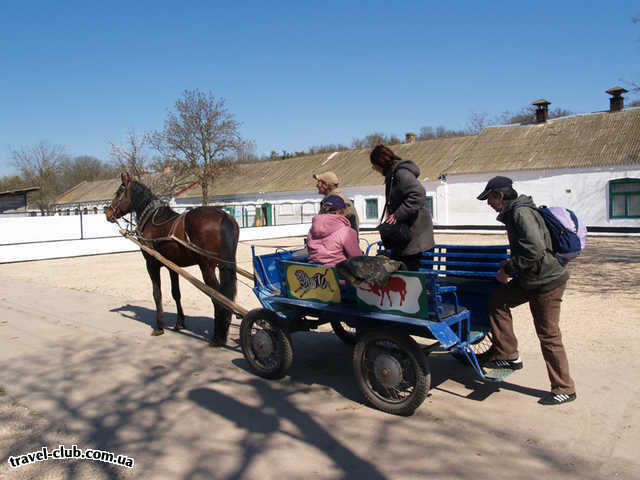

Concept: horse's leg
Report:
left=215, top=261, right=237, bottom=346
left=170, top=270, right=186, bottom=330
left=199, top=261, right=231, bottom=346
left=146, top=259, right=165, bottom=336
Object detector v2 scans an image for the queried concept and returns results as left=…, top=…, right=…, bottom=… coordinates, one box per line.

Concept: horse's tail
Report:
left=218, top=212, right=239, bottom=303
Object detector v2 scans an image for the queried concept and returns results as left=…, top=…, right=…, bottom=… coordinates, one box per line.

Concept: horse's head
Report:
left=106, top=172, right=134, bottom=223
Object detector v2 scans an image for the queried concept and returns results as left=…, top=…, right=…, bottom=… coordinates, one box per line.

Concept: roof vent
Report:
left=606, top=86, right=628, bottom=112
left=405, top=132, right=416, bottom=144
left=532, top=99, right=551, bottom=123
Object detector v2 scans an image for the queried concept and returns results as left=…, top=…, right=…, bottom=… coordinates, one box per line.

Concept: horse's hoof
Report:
left=209, top=337, right=227, bottom=347
left=174, top=324, right=185, bottom=331
left=151, top=329, right=165, bottom=336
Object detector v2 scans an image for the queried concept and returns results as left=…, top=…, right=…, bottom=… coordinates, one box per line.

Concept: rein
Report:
left=134, top=209, right=253, bottom=279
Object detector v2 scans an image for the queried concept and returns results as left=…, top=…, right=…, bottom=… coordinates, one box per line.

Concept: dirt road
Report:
left=1, top=234, right=638, bottom=479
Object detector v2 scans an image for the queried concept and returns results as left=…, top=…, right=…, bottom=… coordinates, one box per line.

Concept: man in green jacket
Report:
left=478, top=176, right=576, bottom=405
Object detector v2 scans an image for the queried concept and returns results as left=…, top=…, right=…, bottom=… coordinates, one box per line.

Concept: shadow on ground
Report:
left=0, top=330, right=610, bottom=480
left=568, top=237, right=639, bottom=296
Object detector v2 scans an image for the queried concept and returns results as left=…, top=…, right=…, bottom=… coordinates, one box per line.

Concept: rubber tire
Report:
left=353, top=329, right=430, bottom=416
left=330, top=319, right=358, bottom=345
left=240, top=308, right=293, bottom=379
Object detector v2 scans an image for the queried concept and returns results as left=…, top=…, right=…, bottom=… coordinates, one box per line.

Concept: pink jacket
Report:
left=307, top=214, right=363, bottom=266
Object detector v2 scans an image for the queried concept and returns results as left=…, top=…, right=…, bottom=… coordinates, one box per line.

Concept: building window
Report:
left=365, top=198, right=378, bottom=220
left=610, top=178, right=640, bottom=218
left=426, top=197, right=434, bottom=217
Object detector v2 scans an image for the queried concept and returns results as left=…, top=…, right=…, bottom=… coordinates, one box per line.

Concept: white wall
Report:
left=7, top=164, right=635, bottom=263
left=0, top=214, right=313, bottom=263
left=442, top=165, right=640, bottom=228
left=0, top=214, right=123, bottom=244
left=0, top=237, right=139, bottom=263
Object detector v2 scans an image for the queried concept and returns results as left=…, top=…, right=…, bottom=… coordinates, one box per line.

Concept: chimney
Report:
left=532, top=99, right=551, bottom=123
left=606, top=86, right=628, bottom=112
left=405, top=132, right=416, bottom=144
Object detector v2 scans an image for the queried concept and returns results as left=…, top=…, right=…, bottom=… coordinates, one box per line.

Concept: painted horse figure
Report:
left=106, top=172, right=239, bottom=346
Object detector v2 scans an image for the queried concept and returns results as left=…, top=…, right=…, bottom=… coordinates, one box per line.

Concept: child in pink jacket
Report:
left=307, top=195, right=363, bottom=265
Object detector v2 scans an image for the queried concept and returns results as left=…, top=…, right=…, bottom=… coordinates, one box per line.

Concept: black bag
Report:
left=376, top=221, right=410, bottom=251
left=377, top=185, right=413, bottom=251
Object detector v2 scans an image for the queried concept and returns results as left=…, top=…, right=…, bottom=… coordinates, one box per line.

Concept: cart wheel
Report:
left=452, top=331, right=494, bottom=365
left=330, top=319, right=358, bottom=345
left=240, top=308, right=293, bottom=379
left=353, top=329, right=430, bottom=416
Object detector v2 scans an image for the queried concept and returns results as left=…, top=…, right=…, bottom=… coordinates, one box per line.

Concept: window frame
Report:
left=365, top=198, right=379, bottom=220
left=609, top=178, right=640, bottom=219
left=425, top=196, right=434, bottom=218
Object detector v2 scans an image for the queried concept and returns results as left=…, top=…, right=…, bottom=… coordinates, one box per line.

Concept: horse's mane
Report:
left=129, top=180, right=176, bottom=221
left=129, top=180, right=157, bottom=213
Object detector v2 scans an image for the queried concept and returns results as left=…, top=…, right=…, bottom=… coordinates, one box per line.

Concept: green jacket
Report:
left=498, top=195, right=569, bottom=291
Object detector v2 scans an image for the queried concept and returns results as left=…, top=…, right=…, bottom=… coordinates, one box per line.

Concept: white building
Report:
left=55, top=100, right=640, bottom=234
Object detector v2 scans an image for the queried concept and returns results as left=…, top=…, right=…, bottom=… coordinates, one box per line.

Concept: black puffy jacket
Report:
left=384, top=160, right=434, bottom=256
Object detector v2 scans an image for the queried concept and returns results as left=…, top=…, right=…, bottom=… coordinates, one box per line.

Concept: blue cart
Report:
left=240, top=242, right=510, bottom=416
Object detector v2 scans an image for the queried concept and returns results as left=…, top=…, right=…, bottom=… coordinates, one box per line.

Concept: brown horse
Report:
left=106, top=173, right=239, bottom=346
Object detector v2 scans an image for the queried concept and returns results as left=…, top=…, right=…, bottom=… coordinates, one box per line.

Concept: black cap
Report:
left=477, top=176, right=513, bottom=200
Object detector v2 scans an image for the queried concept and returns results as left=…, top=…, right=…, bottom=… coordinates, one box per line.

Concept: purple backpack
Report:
left=536, top=206, right=587, bottom=265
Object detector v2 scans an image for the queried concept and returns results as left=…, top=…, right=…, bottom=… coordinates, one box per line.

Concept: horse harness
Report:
left=134, top=201, right=242, bottom=269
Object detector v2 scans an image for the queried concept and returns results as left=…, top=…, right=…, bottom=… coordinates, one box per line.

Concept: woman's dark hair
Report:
left=370, top=144, right=401, bottom=171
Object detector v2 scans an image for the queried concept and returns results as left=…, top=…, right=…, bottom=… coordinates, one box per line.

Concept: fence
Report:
left=0, top=205, right=316, bottom=263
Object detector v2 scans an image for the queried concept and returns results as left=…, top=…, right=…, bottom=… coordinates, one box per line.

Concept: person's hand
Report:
left=496, top=268, right=509, bottom=284
left=385, top=214, right=398, bottom=225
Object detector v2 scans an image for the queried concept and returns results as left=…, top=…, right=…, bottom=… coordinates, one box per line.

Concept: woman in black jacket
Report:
left=370, top=144, right=434, bottom=270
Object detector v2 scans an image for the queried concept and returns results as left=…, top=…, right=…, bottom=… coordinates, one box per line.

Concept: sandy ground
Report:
left=0, top=233, right=639, bottom=479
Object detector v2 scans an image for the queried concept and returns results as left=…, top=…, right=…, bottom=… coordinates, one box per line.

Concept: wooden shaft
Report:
left=120, top=230, right=248, bottom=317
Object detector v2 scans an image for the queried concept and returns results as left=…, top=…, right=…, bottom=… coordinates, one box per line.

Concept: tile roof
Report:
left=56, top=178, right=121, bottom=204
left=55, top=108, right=640, bottom=205
left=183, top=135, right=476, bottom=199
left=443, top=108, right=640, bottom=175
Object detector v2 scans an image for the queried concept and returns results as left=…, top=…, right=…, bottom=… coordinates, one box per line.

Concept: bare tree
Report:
left=109, top=128, right=151, bottom=180
left=467, top=105, right=575, bottom=130
left=0, top=175, right=28, bottom=192
left=59, top=155, right=117, bottom=192
left=626, top=15, right=640, bottom=104
left=151, top=89, right=244, bottom=205
left=109, top=128, right=192, bottom=197
left=351, top=132, right=401, bottom=150
left=465, top=113, right=490, bottom=134
left=12, top=141, right=68, bottom=214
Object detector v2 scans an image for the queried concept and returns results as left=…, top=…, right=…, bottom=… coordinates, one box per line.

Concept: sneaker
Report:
left=482, top=356, right=523, bottom=370
left=538, top=392, right=577, bottom=405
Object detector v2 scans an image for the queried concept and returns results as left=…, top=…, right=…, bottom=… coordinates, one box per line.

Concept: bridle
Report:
left=110, top=183, right=128, bottom=219
left=108, top=183, right=136, bottom=232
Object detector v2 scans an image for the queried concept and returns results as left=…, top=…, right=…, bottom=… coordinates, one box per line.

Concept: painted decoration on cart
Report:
left=284, top=263, right=342, bottom=304
left=356, top=272, right=429, bottom=316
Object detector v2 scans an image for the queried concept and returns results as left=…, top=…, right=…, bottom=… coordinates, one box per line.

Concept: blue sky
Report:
left=1, top=1, right=638, bottom=177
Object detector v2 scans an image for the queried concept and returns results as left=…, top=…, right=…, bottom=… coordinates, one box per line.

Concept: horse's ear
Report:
left=121, top=172, right=131, bottom=185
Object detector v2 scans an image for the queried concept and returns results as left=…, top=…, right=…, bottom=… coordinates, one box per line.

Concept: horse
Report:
left=106, top=172, right=239, bottom=346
